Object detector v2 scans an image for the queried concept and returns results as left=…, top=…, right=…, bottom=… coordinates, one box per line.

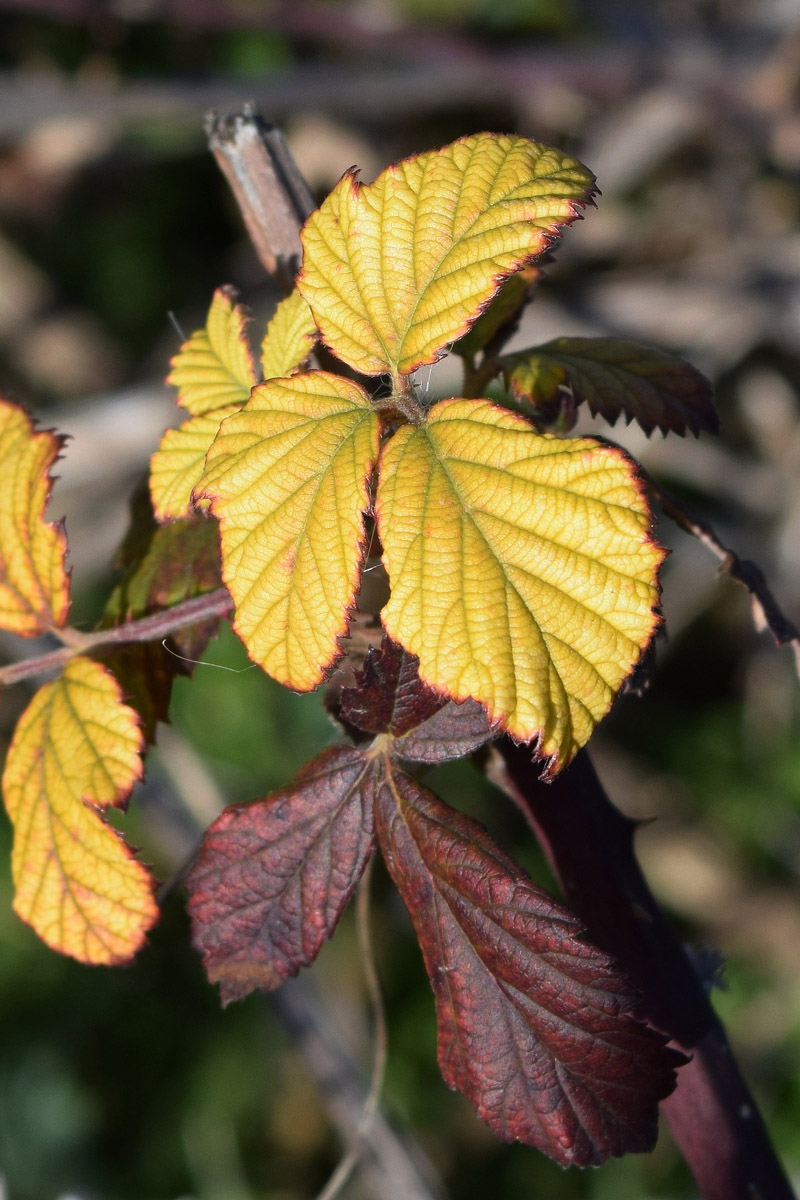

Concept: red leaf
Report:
left=393, top=698, right=496, bottom=764
left=339, top=636, right=446, bottom=736
left=186, top=747, right=375, bottom=1005
left=373, top=757, right=682, bottom=1166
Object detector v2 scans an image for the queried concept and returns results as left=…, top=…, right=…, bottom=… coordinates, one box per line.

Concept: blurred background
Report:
left=0, top=1, right=799, bottom=1197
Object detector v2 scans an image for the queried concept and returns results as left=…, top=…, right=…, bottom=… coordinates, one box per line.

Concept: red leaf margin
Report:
left=372, top=754, right=684, bottom=1167
left=186, top=746, right=375, bottom=1005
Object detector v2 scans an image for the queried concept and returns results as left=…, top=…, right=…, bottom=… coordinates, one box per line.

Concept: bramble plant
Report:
left=0, top=130, right=796, bottom=1189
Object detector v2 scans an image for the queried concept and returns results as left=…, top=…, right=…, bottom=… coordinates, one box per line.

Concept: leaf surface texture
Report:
left=150, top=408, right=241, bottom=522
left=299, top=133, right=594, bottom=376
left=1, top=657, right=157, bottom=963
left=167, top=286, right=256, bottom=417
left=260, top=289, right=318, bottom=380
left=186, top=746, right=375, bottom=1004
left=0, top=398, right=69, bottom=636
left=376, top=399, right=662, bottom=770
left=374, top=760, right=680, bottom=1165
left=503, top=337, right=717, bottom=436
left=151, top=287, right=256, bottom=521
left=152, top=286, right=319, bottom=523
left=200, top=371, right=379, bottom=690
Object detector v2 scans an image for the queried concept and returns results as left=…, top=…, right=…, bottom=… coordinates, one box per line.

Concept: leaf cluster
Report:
left=0, top=132, right=720, bottom=1168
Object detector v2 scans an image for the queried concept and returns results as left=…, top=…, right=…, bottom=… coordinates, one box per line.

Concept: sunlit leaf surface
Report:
left=150, top=408, right=241, bottom=522
left=1, top=657, right=157, bottom=964
left=151, top=288, right=257, bottom=522
left=503, top=336, right=717, bottom=436
left=260, top=288, right=318, bottom=380
left=167, top=286, right=256, bottom=417
left=374, top=759, right=680, bottom=1166
left=199, top=371, right=379, bottom=690
left=187, top=747, right=375, bottom=1005
left=376, top=399, right=663, bottom=771
left=299, top=133, right=594, bottom=377
left=0, top=397, right=69, bottom=636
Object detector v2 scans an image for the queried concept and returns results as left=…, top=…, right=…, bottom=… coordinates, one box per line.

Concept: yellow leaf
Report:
left=260, top=288, right=318, bottom=380
left=376, top=400, right=663, bottom=771
left=150, top=406, right=240, bottom=522
left=167, top=286, right=256, bottom=416
left=298, top=133, right=594, bottom=378
left=199, top=371, right=379, bottom=690
left=0, top=397, right=70, bottom=636
left=2, top=657, right=157, bottom=964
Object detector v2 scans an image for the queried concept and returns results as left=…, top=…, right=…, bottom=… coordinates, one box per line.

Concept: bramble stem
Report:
left=462, top=352, right=501, bottom=399
left=646, top=472, right=800, bottom=677
left=206, top=107, right=314, bottom=289
left=489, top=744, right=798, bottom=1200
left=0, top=588, right=233, bottom=688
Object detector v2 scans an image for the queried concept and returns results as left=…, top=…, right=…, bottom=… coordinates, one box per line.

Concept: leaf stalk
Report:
left=0, top=587, right=234, bottom=688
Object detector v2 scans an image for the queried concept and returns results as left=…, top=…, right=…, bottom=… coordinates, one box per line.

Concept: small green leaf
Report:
left=503, top=337, right=717, bottom=436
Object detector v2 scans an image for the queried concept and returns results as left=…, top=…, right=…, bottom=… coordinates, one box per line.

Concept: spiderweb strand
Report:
left=161, top=639, right=257, bottom=673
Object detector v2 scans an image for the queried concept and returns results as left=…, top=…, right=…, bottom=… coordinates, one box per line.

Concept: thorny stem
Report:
left=490, top=745, right=798, bottom=1200
left=313, top=855, right=388, bottom=1200
left=0, top=588, right=234, bottom=688
left=646, top=472, right=800, bottom=677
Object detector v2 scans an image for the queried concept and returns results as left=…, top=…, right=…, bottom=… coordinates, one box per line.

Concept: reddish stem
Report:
left=0, top=587, right=233, bottom=688
left=490, top=742, right=797, bottom=1200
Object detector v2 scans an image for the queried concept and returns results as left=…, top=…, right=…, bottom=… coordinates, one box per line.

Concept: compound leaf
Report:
left=1, top=656, right=157, bottom=964
left=374, top=759, right=680, bottom=1166
left=199, top=371, right=379, bottom=691
left=376, top=399, right=663, bottom=772
left=150, top=408, right=241, bottom=522
left=260, top=288, right=318, bottom=380
left=0, top=397, right=70, bottom=636
left=299, top=133, right=595, bottom=378
left=167, top=286, right=256, bottom=417
left=503, top=337, right=717, bottom=436
left=186, top=746, right=375, bottom=1005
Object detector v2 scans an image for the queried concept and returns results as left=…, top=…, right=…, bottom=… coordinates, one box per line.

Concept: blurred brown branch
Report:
left=650, top=475, right=800, bottom=677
